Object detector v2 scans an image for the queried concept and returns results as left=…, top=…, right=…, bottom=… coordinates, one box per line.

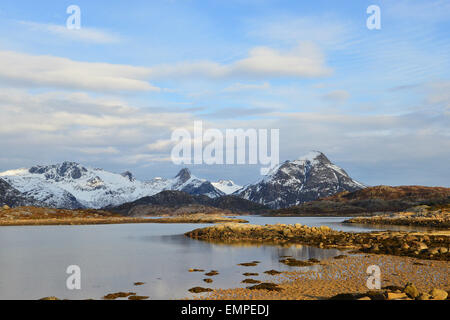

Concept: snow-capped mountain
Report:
left=0, top=178, right=43, bottom=207
left=0, top=162, right=224, bottom=209
left=170, top=168, right=225, bottom=198
left=235, top=151, right=365, bottom=209
left=211, top=180, right=242, bottom=195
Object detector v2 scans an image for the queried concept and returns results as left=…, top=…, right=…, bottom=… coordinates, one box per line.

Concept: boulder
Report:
left=416, top=242, right=428, bottom=251
left=403, top=283, right=419, bottom=299
left=429, top=289, right=448, bottom=300
left=417, top=293, right=431, bottom=300
left=387, top=292, right=407, bottom=300
left=438, top=247, right=448, bottom=254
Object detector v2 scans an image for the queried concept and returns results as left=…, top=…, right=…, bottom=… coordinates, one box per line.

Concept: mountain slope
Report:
left=108, top=190, right=269, bottom=216
left=212, top=180, right=242, bottom=195
left=236, top=151, right=365, bottom=209
left=171, top=168, right=225, bottom=198
left=0, top=178, right=43, bottom=207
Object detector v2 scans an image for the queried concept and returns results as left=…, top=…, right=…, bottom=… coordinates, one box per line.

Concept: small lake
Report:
left=0, top=216, right=430, bottom=300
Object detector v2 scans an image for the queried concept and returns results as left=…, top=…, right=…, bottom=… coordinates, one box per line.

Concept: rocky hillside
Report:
left=236, top=151, right=365, bottom=209
left=326, top=185, right=450, bottom=202
left=108, top=190, right=269, bottom=216
left=273, top=186, right=450, bottom=216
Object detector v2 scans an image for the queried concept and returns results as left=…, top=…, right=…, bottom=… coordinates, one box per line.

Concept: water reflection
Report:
left=0, top=216, right=435, bottom=300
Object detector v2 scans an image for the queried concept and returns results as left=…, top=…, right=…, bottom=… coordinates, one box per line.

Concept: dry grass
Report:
left=0, top=207, right=248, bottom=226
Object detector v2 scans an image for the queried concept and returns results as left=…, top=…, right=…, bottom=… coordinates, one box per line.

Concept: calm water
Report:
left=0, top=216, right=430, bottom=300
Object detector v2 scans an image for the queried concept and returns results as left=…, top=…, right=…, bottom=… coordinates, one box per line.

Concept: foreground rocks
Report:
left=330, top=283, right=449, bottom=300
left=185, top=223, right=450, bottom=260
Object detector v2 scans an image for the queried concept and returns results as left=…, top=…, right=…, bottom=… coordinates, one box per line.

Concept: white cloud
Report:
left=146, top=43, right=332, bottom=79
left=20, top=21, right=121, bottom=44
left=77, top=147, right=120, bottom=155
left=0, top=51, right=160, bottom=93
left=0, top=43, right=330, bottom=94
left=223, top=82, right=271, bottom=92
left=322, top=90, right=351, bottom=103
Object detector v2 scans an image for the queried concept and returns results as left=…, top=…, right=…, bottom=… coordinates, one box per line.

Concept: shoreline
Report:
left=198, top=253, right=450, bottom=300
left=185, top=223, right=450, bottom=261
left=0, top=207, right=248, bottom=226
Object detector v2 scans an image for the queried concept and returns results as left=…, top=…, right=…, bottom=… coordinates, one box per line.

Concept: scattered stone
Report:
left=264, top=270, right=282, bottom=275
left=188, top=287, right=213, bottom=293
left=417, top=293, right=431, bottom=300
left=203, top=278, right=213, bottom=283
left=387, top=292, right=408, bottom=300
left=188, top=268, right=204, bottom=272
left=238, top=262, right=259, bottom=267
left=103, top=292, right=136, bottom=300
left=308, top=258, right=320, bottom=263
left=133, top=282, right=145, bottom=286
left=241, top=279, right=261, bottom=284
left=204, top=270, right=219, bottom=276
left=279, top=258, right=313, bottom=267
left=247, top=282, right=282, bottom=292
left=128, top=295, right=149, bottom=300
left=243, top=272, right=259, bottom=276
left=39, top=296, right=59, bottom=300
left=403, top=283, right=419, bottom=299
left=429, top=288, right=448, bottom=300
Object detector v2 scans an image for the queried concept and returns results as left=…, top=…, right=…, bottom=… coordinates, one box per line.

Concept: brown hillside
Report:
left=325, top=186, right=450, bottom=202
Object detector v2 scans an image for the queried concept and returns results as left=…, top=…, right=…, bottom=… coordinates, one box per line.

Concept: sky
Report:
left=0, top=0, right=449, bottom=187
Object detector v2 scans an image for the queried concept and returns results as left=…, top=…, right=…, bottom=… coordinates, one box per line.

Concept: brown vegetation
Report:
left=345, top=205, right=450, bottom=228
left=0, top=207, right=248, bottom=226
left=271, top=186, right=450, bottom=216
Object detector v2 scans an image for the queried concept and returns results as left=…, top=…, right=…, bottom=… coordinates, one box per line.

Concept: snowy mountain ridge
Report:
left=0, top=162, right=227, bottom=209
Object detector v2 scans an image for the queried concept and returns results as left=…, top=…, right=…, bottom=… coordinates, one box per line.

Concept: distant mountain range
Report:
left=0, top=162, right=241, bottom=209
left=0, top=151, right=366, bottom=210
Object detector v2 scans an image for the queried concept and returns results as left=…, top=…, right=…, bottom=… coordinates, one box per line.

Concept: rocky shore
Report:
left=185, top=223, right=450, bottom=261
left=344, top=205, right=449, bottom=228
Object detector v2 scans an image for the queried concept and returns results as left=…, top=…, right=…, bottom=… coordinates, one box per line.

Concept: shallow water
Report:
left=0, top=216, right=433, bottom=300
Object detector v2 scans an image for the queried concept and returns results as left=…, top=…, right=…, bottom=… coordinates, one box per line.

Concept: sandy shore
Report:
left=200, top=253, right=450, bottom=300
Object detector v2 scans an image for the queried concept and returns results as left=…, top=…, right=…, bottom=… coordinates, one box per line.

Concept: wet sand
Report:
left=200, top=254, right=450, bottom=300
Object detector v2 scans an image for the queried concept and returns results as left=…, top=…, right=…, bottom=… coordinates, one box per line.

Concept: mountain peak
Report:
left=237, top=151, right=364, bottom=208
left=121, top=171, right=135, bottom=182
left=296, top=151, right=330, bottom=164
left=28, top=161, right=88, bottom=180
left=175, top=168, right=192, bottom=182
